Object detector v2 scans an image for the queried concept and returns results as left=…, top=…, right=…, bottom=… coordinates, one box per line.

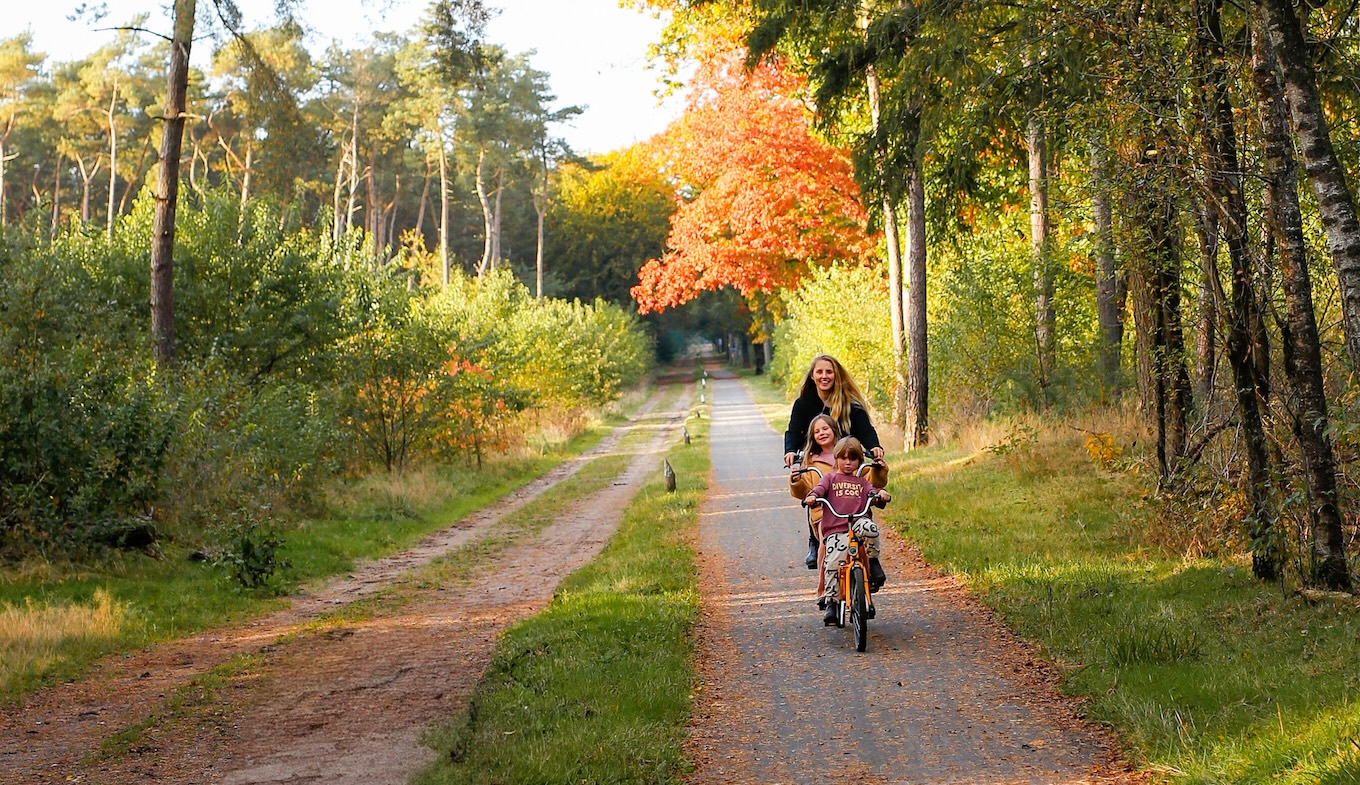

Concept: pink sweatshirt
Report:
left=807, top=471, right=875, bottom=536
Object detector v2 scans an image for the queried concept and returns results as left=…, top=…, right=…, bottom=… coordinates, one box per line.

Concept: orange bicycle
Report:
left=804, top=492, right=880, bottom=653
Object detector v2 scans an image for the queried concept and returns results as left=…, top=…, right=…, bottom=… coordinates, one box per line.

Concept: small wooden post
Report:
left=683, top=426, right=690, bottom=445
left=663, top=459, right=677, bottom=492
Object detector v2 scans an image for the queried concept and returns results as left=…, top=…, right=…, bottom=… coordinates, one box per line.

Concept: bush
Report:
left=0, top=234, right=176, bottom=555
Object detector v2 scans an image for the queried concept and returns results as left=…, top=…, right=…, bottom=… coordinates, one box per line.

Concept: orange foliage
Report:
left=631, top=49, right=876, bottom=313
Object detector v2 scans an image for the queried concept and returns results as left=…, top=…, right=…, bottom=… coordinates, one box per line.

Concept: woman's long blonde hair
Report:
left=801, top=414, right=842, bottom=462
left=798, top=354, right=868, bottom=435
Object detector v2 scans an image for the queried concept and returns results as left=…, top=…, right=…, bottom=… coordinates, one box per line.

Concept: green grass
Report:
left=414, top=387, right=707, bottom=785
left=0, top=415, right=625, bottom=704
left=884, top=436, right=1360, bottom=784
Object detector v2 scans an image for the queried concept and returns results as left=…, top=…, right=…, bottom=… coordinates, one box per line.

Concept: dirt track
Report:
left=0, top=380, right=692, bottom=785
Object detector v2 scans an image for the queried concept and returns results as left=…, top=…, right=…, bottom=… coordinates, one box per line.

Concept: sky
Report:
left=16, top=0, right=685, bottom=156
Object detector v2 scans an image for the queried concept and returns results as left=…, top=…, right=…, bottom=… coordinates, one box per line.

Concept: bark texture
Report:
left=1254, top=0, right=1360, bottom=373
left=1250, top=24, right=1351, bottom=590
left=150, top=0, right=196, bottom=367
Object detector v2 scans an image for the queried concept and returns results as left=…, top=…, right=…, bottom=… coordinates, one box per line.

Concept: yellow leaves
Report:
left=1084, top=432, right=1122, bottom=470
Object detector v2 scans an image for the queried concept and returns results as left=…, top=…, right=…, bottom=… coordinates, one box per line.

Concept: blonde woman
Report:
left=782, top=354, right=883, bottom=469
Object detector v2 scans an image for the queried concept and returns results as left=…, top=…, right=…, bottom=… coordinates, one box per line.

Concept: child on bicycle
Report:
left=803, top=437, right=892, bottom=625
left=790, top=416, right=887, bottom=587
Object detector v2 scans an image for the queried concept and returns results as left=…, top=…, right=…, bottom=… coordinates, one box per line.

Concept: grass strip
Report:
left=414, top=383, right=707, bottom=785
left=0, top=400, right=639, bottom=704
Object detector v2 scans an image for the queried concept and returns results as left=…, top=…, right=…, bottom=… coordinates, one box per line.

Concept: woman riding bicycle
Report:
left=783, top=355, right=885, bottom=568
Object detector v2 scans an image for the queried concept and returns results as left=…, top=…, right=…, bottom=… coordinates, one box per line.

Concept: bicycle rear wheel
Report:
left=850, top=564, right=868, bottom=652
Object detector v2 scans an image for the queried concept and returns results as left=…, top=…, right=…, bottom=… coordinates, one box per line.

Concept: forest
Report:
left=1, top=0, right=1358, bottom=648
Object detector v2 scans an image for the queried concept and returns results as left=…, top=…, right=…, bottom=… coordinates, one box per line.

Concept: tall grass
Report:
left=1, top=589, right=125, bottom=696
left=0, top=412, right=621, bottom=704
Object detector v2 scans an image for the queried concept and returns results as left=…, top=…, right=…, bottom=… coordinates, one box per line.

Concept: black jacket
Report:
left=782, top=387, right=881, bottom=455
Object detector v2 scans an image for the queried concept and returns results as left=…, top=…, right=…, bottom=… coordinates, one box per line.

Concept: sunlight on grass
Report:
left=1, top=589, right=125, bottom=694
left=884, top=428, right=1360, bottom=785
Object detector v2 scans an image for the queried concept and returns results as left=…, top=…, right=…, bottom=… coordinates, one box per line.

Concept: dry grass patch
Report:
left=2, top=589, right=125, bottom=692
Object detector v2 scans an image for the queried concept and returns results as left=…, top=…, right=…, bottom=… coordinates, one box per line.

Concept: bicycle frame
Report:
left=806, top=493, right=879, bottom=652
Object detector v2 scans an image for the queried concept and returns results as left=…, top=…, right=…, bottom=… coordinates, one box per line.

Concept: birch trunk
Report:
left=106, top=77, right=118, bottom=238
left=331, top=141, right=347, bottom=243
left=1251, top=24, right=1351, bottom=590
left=475, top=146, right=493, bottom=276
left=1090, top=136, right=1123, bottom=400
left=50, top=148, right=62, bottom=237
left=439, top=141, right=450, bottom=285
left=344, top=109, right=359, bottom=235
left=1253, top=0, right=1360, bottom=372
left=1027, top=112, right=1056, bottom=402
left=416, top=160, right=431, bottom=240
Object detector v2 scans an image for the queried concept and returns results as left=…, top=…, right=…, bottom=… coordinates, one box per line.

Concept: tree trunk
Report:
left=1027, top=111, right=1056, bottom=403
left=240, top=136, right=253, bottom=207
left=0, top=133, right=9, bottom=227
left=1253, top=0, right=1360, bottom=373
left=1251, top=24, right=1352, bottom=590
left=345, top=109, right=359, bottom=235
left=50, top=148, right=62, bottom=238
left=439, top=141, right=451, bottom=285
left=475, top=146, right=493, bottom=276
left=1198, top=0, right=1277, bottom=579
left=491, top=167, right=503, bottom=270
left=1090, top=136, right=1123, bottom=401
left=366, top=152, right=379, bottom=254
left=1192, top=199, right=1218, bottom=411
left=905, top=153, right=929, bottom=449
left=385, top=173, right=401, bottom=256
left=106, top=76, right=119, bottom=239
left=534, top=190, right=546, bottom=297
left=865, top=60, right=908, bottom=433
left=416, top=158, right=431, bottom=240
left=150, top=0, right=196, bottom=367
left=118, top=134, right=154, bottom=215
left=331, top=141, right=347, bottom=243
left=77, top=155, right=96, bottom=224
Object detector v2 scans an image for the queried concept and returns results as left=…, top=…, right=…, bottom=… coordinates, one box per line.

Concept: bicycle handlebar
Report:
left=802, top=490, right=882, bottom=520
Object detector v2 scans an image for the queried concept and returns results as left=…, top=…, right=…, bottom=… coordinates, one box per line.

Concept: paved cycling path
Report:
left=687, top=371, right=1129, bottom=784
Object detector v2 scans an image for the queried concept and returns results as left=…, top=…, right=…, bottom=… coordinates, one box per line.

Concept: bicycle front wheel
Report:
left=850, top=564, right=868, bottom=652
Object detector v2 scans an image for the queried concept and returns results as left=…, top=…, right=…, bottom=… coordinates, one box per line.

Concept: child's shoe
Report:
left=823, top=600, right=839, bottom=625
left=869, top=558, right=886, bottom=592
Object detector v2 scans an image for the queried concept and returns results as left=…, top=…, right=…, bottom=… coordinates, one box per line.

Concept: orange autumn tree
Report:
left=631, top=48, right=876, bottom=313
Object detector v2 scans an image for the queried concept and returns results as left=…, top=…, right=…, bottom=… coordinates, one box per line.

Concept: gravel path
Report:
left=686, top=370, right=1134, bottom=785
